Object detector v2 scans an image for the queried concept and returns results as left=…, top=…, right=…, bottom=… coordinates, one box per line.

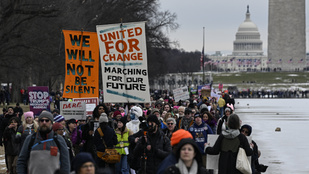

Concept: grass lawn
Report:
left=209, top=71, right=309, bottom=90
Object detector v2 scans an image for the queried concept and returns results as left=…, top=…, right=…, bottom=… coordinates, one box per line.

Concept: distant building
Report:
left=209, top=6, right=268, bottom=72
left=268, top=0, right=306, bottom=71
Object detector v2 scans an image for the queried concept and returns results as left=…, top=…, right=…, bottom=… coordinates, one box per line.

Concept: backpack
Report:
left=28, top=132, right=61, bottom=156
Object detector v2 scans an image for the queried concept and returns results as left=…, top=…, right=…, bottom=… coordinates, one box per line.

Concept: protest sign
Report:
left=60, top=101, right=86, bottom=120
left=62, top=30, right=99, bottom=98
left=73, top=97, right=99, bottom=116
left=96, top=22, right=150, bottom=103
left=173, top=86, right=190, bottom=102
left=28, top=86, right=50, bottom=116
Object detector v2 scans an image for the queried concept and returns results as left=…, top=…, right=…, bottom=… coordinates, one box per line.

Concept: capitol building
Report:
left=150, top=4, right=307, bottom=90
left=208, top=6, right=268, bottom=72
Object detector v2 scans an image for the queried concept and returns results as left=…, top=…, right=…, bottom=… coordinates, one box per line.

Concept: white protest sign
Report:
left=206, top=134, right=252, bottom=169
left=96, top=22, right=150, bottom=103
left=73, top=97, right=99, bottom=116
left=60, top=101, right=86, bottom=120
left=173, top=86, right=190, bottom=102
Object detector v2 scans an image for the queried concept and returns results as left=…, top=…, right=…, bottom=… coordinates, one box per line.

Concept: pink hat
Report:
left=24, top=111, right=34, bottom=119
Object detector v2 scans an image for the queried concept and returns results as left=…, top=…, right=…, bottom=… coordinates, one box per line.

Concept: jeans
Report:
left=219, top=107, right=224, bottom=118
left=115, top=154, right=129, bottom=174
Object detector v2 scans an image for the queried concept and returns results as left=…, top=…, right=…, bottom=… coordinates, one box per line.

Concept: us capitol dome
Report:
left=232, top=5, right=263, bottom=56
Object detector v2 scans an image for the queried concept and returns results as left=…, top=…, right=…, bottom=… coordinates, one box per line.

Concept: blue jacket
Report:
left=156, top=153, right=177, bottom=174
left=189, top=122, right=213, bottom=154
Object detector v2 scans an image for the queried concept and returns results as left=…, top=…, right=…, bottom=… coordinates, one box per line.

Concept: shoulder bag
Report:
left=96, top=127, right=121, bottom=164
left=236, top=147, right=252, bottom=174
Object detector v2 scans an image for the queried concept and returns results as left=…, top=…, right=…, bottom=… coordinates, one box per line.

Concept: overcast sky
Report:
left=159, top=0, right=309, bottom=55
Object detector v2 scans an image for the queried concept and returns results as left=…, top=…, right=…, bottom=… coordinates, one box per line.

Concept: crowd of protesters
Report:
left=0, top=91, right=268, bottom=174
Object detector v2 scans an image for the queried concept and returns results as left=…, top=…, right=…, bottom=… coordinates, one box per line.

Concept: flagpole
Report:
left=203, top=27, right=205, bottom=84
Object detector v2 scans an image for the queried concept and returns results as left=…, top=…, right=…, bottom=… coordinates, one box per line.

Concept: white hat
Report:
left=99, top=113, right=108, bottom=123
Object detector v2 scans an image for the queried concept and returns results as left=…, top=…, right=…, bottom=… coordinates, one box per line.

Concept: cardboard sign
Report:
left=73, top=97, right=99, bottom=116
left=173, top=86, right=190, bottom=102
left=62, top=30, right=99, bottom=98
left=28, top=86, right=50, bottom=116
left=96, top=22, right=150, bottom=103
left=60, top=101, right=86, bottom=120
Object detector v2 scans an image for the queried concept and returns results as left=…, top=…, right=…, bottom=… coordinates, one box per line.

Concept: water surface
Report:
left=235, top=99, right=309, bottom=174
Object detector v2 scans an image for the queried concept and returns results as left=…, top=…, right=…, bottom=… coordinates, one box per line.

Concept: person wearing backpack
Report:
left=17, top=111, right=70, bottom=174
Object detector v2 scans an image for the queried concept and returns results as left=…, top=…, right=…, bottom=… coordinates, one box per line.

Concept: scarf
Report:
left=26, top=123, right=33, bottom=129
left=176, top=159, right=198, bottom=174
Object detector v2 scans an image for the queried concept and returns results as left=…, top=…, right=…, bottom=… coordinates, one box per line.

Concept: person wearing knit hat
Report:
left=24, top=111, right=34, bottom=120
left=114, top=116, right=133, bottom=174
left=150, top=108, right=167, bottom=130
left=54, top=115, right=65, bottom=123
left=216, top=107, right=233, bottom=135
left=16, top=111, right=70, bottom=174
left=156, top=129, right=193, bottom=174
left=170, top=129, right=193, bottom=147
left=72, top=152, right=96, bottom=174
left=147, top=114, right=160, bottom=126
left=53, top=122, right=75, bottom=163
left=16, top=111, right=38, bottom=151
left=52, top=122, right=64, bottom=132
left=113, top=110, right=122, bottom=120
left=189, top=111, right=213, bottom=168
left=134, top=114, right=171, bottom=174
left=94, top=113, right=118, bottom=168
left=99, top=113, right=108, bottom=123
left=38, top=111, right=54, bottom=123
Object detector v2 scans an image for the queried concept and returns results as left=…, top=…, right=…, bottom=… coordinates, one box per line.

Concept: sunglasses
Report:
left=167, top=123, right=174, bottom=125
left=57, top=128, right=64, bottom=131
left=39, top=119, right=50, bottom=123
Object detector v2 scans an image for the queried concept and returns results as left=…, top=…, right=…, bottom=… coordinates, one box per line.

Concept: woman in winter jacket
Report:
left=114, top=117, right=133, bottom=174
left=164, top=138, right=207, bottom=174
left=15, top=111, right=38, bottom=151
left=206, top=114, right=253, bottom=174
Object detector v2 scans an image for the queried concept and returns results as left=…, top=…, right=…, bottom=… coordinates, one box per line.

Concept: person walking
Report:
left=17, top=111, right=70, bottom=174
left=205, top=114, right=253, bottom=174
left=133, top=115, right=172, bottom=174
left=114, top=117, right=133, bottom=174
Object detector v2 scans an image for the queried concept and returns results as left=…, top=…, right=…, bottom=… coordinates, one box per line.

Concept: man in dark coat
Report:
left=133, top=115, right=172, bottom=174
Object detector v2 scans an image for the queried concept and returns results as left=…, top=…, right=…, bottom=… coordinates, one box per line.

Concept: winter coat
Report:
left=3, top=127, right=20, bottom=156
left=94, top=125, right=118, bottom=153
left=17, top=130, right=70, bottom=174
left=189, top=122, right=213, bottom=154
left=216, top=115, right=228, bottom=135
left=16, top=124, right=36, bottom=150
left=133, top=129, right=172, bottom=174
left=81, top=121, right=96, bottom=159
left=206, top=129, right=253, bottom=174
left=0, top=113, right=15, bottom=145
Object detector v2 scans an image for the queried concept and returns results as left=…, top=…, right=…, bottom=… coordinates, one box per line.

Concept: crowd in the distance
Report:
left=0, top=92, right=267, bottom=174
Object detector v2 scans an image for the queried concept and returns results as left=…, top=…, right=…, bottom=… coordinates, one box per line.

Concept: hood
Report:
left=222, top=129, right=240, bottom=139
